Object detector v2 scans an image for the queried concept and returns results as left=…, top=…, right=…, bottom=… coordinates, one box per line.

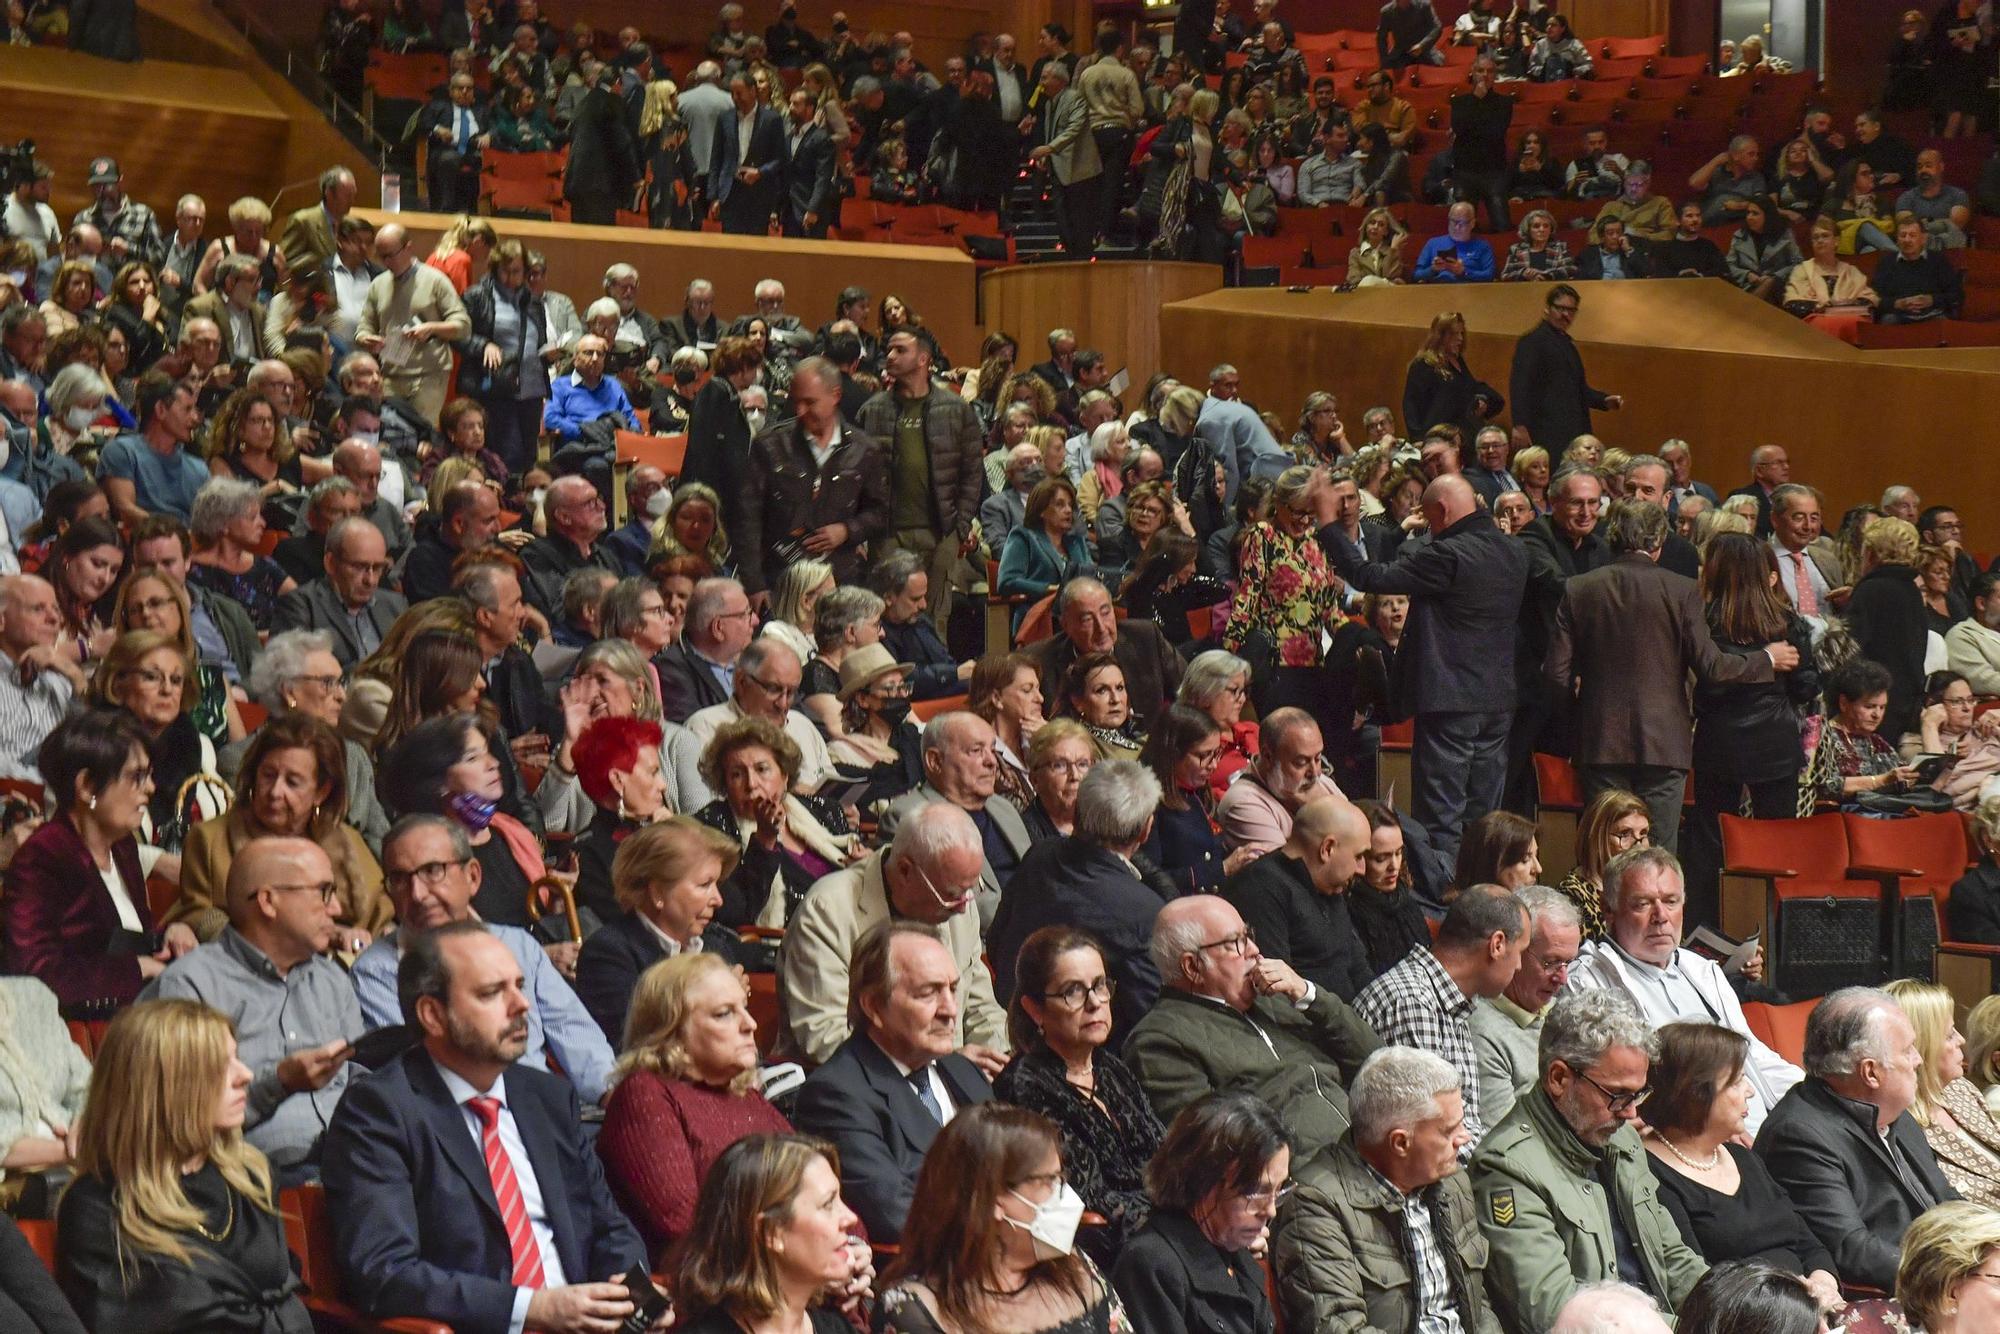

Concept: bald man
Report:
left=332, top=438, right=411, bottom=561
left=1313, top=473, right=1528, bottom=875
left=356, top=221, right=468, bottom=422
left=143, top=837, right=364, bottom=1177
left=1221, top=796, right=1376, bottom=1000
left=0, top=574, right=85, bottom=780
left=1549, top=1282, right=1671, bottom=1334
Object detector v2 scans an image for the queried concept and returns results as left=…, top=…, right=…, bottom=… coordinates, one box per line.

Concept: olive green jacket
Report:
left=1469, top=1086, right=1707, bottom=1331
left=1273, top=1134, right=1504, bottom=1334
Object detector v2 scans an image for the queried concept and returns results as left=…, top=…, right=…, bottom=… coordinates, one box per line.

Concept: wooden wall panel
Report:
left=354, top=208, right=980, bottom=366
left=980, top=260, right=1224, bottom=402
left=1155, top=280, right=2000, bottom=518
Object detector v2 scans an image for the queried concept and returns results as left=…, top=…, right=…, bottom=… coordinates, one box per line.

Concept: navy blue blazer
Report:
left=573, top=909, right=741, bottom=1048
left=791, top=1034, right=992, bottom=1243
left=320, top=1047, right=645, bottom=1331
left=708, top=104, right=787, bottom=210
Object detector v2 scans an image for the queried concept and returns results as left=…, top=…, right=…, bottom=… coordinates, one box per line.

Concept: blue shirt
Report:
left=349, top=921, right=614, bottom=1105
left=1414, top=235, right=1496, bottom=283
left=542, top=371, right=636, bottom=441
left=96, top=432, right=211, bottom=521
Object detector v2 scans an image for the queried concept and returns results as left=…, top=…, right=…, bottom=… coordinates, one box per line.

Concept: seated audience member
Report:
left=1755, top=986, right=1959, bottom=1290
left=568, top=713, right=671, bottom=926
left=0, top=574, right=86, bottom=782
left=1414, top=203, right=1497, bottom=283
left=1675, top=1262, right=1827, bottom=1334
left=1866, top=1201, right=2000, bottom=1334
left=572, top=817, right=743, bottom=1047
left=1469, top=885, right=1582, bottom=1127
left=989, top=760, right=1171, bottom=1045
left=1355, top=883, right=1529, bottom=1152
left=1126, top=894, right=1380, bottom=1162
left=1949, top=793, right=2000, bottom=945
left=1576, top=217, right=1651, bottom=281
left=1725, top=196, right=1803, bottom=302
left=597, top=952, right=792, bottom=1262
left=659, top=576, right=756, bottom=724
left=682, top=637, right=836, bottom=802
left=0, top=972, right=92, bottom=1207
left=538, top=636, right=681, bottom=835
left=269, top=517, right=405, bottom=671
left=1566, top=847, right=1797, bottom=1134
left=791, top=921, right=995, bottom=1243
left=872, top=552, right=972, bottom=701
left=878, top=1103, right=1130, bottom=1331
left=996, top=476, right=1092, bottom=618
left=1274, top=1046, right=1502, bottom=1333
left=322, top=922, right=649, bottom=1331
left=1221, top=796, right=1373, bottom=1000
left=993, top=926, right=1166, bottom=1267
left=143, top=836, right=364, bottom=1180
left=1029, top=576, right=1183, bottom=731
left=1886, top=979, right=2000, bottom=1208
left=1455, top=809, right=1544, bottom=892
left=402, top=480, right=503, bottom=604
left=2, top=709, right=195, bottom=1018
left=1137, top=704, right=1238, bottom=895
left=1556, top=787, right=1650, bottom=940
left=91, top=628, right=230, bottom=855
left=671, top=1133, right=869, bottom=1334
left=1348, top=800, right=1434, bottom=978
left=1113, top=1091, right=1289, bottom=1334
left=1876, top=214, right=1965, bottom=323
left=1815, top=657, right=1925, bottom=810
left=780, top=801, right=1006, bottom=1069
left=1179, top=649, right=1258, bottom=796
left=1784, top=216, right=1879, bottom=318
left=880, top=711, right=1031, bottom=930
left=1641, top=1022, right=1840, bottom=1307
left=967, top=650, right=1045, bottom=808
left=1550, top=1282, right=1672, bottom=1334
left=1470, top=989, right=1708, bottom=1331
left=1216, top=707, right=1345, bottom=856
left=1502, top=209, right=1577, bottom=282
left=1654, top=201, right=1730, bottom=279
left=1065, top=654, right=1148, bottom=761
left=1905, top=670, right=2000, bottom=812
left=752, top=560, right=832, bottom=674
left=695, top=715, right=861, bottom=930
left=1018, top=718, right=1098, bottom=840
left=349, top=814, right=616, bottom=1106
left=56, top=998, right=314, bottom=1332
left=177, top=713, right=390, bottom=946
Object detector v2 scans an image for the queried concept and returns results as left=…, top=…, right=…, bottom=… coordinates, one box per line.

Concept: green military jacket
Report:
left=1469, top=1085, right=1707, bottom=1330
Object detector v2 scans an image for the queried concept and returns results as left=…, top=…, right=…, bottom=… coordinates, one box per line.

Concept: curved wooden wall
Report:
left=980, top=260, right=1224, bottom=406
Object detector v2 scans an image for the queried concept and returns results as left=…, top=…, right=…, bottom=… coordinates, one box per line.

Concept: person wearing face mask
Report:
left=604, top=464, right=668, bottom=577
left=650, top=346, right=705, bottom=435
left=878, top=1102, right=1129, bottom=1331
left=827, top=644, right=922, bottom=800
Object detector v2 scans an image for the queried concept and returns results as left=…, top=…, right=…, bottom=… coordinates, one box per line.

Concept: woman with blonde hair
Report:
left=598, top=948, right=791, bottom=1261
left=650, top=480, right=733, bottom=573
left=55, top=998, right=311, bottom=1331
left=1345, top=205, right=1406, bottom=286
left=760, top=558, right=834, bottom=667
left=1402, top=311, right=1504, bottom=441
left=1848, top=515, right=1927, bottom=738
left=1556, top=788, right=1650, bottom=939
left=1859, top=1200, right=2000, bottom=1334
left=1289, top=390, right=1350, bottom=464
left=1966, top=992, right=2000, bottom=1117
left=38, top=261, right=95, bottom=339
left=1883, top=979, right=2000, bottom=1208
left=424, top=215, right=497, bottom=294
left=196, top=195, right=285, bottom=297
left=340, top=598, right=480, bottom=750
left=113, top=566, right=241, bottom=748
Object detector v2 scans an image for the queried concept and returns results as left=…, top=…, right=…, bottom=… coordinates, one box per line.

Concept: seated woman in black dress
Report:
left=671, top=1133, right=870, bottom=1334
left=993, top=926, right=1166, bottom=1267
left=571, top=714, right=671, bottom=928
left=1643, top=1021, right=1842, bottom=1314
left=57, top=998, right=312, bottom=1332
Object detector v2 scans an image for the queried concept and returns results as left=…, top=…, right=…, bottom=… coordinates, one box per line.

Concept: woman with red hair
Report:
left=572, top=714, right=670, bottom=929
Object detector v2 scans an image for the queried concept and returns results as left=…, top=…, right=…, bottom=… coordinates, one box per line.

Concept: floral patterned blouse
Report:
left=1222, top=522, right=1343, bottom=670
left=1814, top=721, right=1903, bottom=803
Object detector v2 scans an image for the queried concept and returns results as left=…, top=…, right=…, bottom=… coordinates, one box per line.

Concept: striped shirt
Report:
left=0, top=650, right=72, bottom=781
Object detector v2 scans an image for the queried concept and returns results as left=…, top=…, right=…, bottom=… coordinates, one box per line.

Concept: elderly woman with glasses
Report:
left=1020, top=719, right=1098, bottom=841
left=994, top=926, right=1165, bottom=1267
left=695, top=716, right=861, bottom=930
left=112, top=565, right=242, bottom=749
left=1178, top=650, right=1257, bottom=797
left=226, top=629, right=389, bottom=851
left=90, top=629, right=228, bottom=858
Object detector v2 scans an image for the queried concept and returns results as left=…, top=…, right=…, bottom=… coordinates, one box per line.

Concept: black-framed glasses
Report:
left=1197, top=927, right=1256, bottom=957
left=271, top=881, right=338, bottom=905
left=291, top=673, right=344, bottom=692
left=385, top=858, right=468, bottom=893
left=744, top=674, right=797, bottom=700
left=1574, top=1067, right=1650, bottom=1114
left=1042, top=978, right=1116, bottom=1010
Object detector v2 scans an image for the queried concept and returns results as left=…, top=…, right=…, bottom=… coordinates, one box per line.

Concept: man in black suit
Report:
left=738, top=358, right=887, bottom=597
left=781, top=87, right=837, bottom=239
left=1756, top=986, right=1959, bottom=1290
left=561, top=67, right=641, bottom=227
left=1029, top=577, right=1184, bottom=730
left=417, top=72, right=492, bottom=214
left=792, top=921, right=994, bottom=1241
left=1618, top=453, right=1700, bottom=580
left=403, top=480, right=503, bottom=605
left=1574, top=216, right=1652, bottom=281
left=657, top=280, right=720, bottom=359
left=269, top=518, right=408, bottom=670
left=1506, top=285, right=1623, bottom=465
left=658, top=576, right=755, bottom=723
left=1221, top=796, right=1376, bottom=1001
left=321, top=921, right=652, bottom=1331
left=1030, top=328, right=1078, bottom=396
left=1314, top=474, right=1527, bottom=872
left=708, top=71, right=786, bottom=236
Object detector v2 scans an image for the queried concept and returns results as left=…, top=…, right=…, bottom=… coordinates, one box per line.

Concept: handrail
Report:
left=203, top=0, right=395, bottom=168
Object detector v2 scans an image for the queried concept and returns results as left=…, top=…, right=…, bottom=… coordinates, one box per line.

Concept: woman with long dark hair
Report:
left=1725, top=197, right=1804, bottom=303
left=1348, top=799, right=1431, bottom=980
left=1400, top=311, right=1503, bottom=440
left=41, top=513, right=124, bottom=667
left=1139, top=703, right=1236, bottom=895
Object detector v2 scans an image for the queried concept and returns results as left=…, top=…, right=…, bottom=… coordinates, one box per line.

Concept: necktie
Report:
left=466, top=1096, right=546, bottom=1289
left=907, top=1067, right=943, bottom=1123
left=1791, top=550, right=1819, bottom=616
left=456, top=108, right=472, bottom=156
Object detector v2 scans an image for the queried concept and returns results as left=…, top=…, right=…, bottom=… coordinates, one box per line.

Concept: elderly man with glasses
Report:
left=1469, top=886, right=1583, bottom=1126
left=681, top=636, right=835, bottom=804
left=1469, top=988, right=1707, bottom=1333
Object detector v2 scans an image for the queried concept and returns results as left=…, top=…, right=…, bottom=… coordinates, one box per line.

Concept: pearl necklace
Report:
left=1654, top=1132, right=1723, bottom=1172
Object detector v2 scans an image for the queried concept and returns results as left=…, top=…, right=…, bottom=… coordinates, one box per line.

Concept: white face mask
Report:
left=351, top=428, right=381, bottom=447
left=644, top=489, right=671, bottom=519
left=1004, top=1182, right=1084, bottom=1259
left=743, top=408, right=767, bottom=435
left=65, top=404, right=97, bottom=431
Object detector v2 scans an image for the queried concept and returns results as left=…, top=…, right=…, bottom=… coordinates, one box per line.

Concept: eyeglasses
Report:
left=291, top=673, right=343, bottom=692
left=337, top=558, right=392, bottom=577
left=1574, top=1067, right=1651, bottom=1113
left=128, top=666, right=185, bottom=690
left=127, top=596, right=177, bottom=617
left=1550, top=303, right=1580, bottom=315
left=1522, top=948, right=1572, bottom=977
left=385, top=858, right=467, bottom=893
left=1035, top=757, right=1093, bottom=776
left=1197, top=927, right=1257, bottom=957
left=1241, top=1181, right=1297, bottom=1208
left=717, top=606, right=756, bottom=622
left=1042, top=978, right=1116, bottom=1010
left=744, top=674, right=797, bottom=701
left=271, top=881, right=338, bottom=905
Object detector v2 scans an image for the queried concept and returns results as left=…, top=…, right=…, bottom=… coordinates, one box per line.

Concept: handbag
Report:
left=1847, top=785, right=1955, bottom=816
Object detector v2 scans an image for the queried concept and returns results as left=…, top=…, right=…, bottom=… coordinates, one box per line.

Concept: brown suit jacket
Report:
left=181, top=289, right=273, bottom=361
left=1545, top=552, right=1774, bottom=769
left=278, top=204, right=336, bottom=271
left=1030, top=619, right=1185, bottom=731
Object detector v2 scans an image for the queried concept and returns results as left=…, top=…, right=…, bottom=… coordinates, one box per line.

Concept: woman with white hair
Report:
left=41, top=363, right=115, bottom=463
left=185, top=477, right=296, bottom=632
left=1078, top=419, right=1132, bottom=535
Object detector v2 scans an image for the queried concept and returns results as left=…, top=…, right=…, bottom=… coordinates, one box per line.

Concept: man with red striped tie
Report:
left=323, top=920, right=659, bottom=1332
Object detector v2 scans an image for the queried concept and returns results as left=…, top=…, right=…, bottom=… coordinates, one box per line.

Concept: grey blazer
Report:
left=270, top=580, right=409, bottom=670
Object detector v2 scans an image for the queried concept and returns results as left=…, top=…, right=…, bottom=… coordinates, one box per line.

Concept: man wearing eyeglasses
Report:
left=1125, top=893, right=1381, bottom=1163
left=518, top=475, right=618, bottom=622
left=1506, top=285, right=1623, bottom=466
left=1470, top=886, right=1582, bottom=1127
left=272, top=517, right=408, bottom=671
left=1469, top=988, right=1707, bottom=1332
left=143, top=836, right=365, bottom=1181
left=682, top=637, right=835, bottom=803
left=350, top=815, right=615, bottom=1105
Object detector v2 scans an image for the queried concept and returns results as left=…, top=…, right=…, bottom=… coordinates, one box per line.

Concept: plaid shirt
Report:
left=1354, top=946, right=1486, bottom=1150
left=72, top=198, right=164, bottom=267
left=1362, top=1160, right=1465, bottom=1334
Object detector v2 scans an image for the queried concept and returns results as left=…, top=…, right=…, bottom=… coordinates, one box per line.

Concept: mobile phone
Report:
left=617, top=1264, right=670, bottom=1332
